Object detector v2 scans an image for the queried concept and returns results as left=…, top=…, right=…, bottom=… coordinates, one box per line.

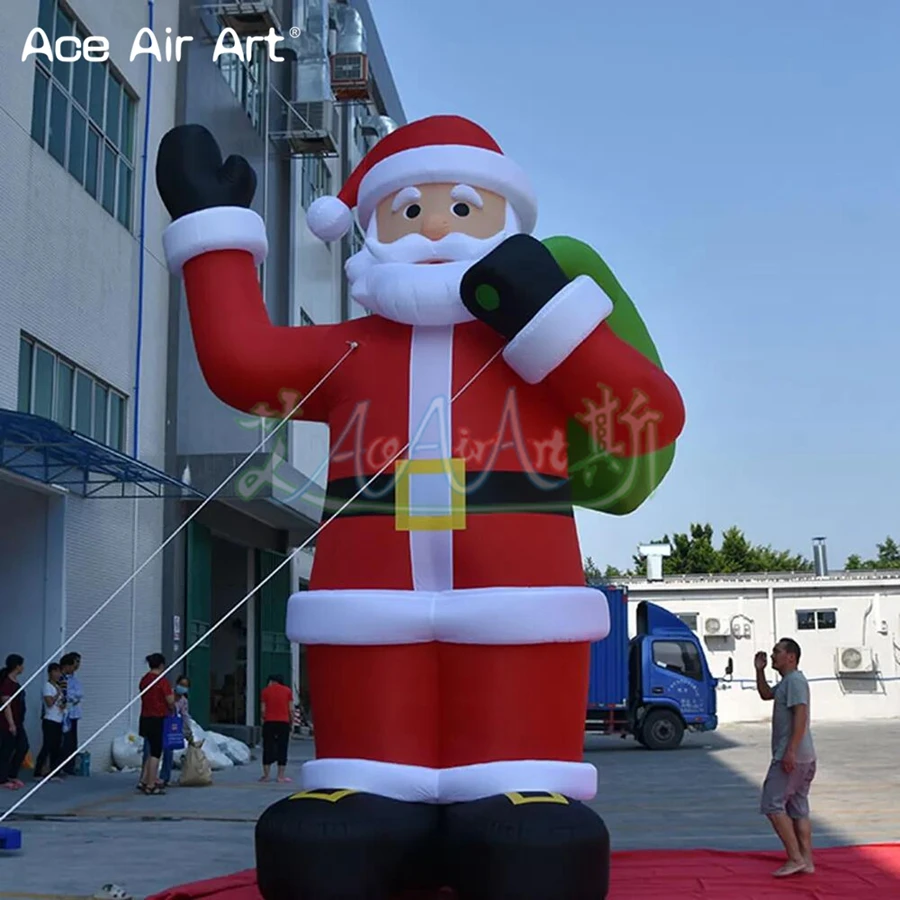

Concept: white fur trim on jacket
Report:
left=502, top=275, right=614, bottom=385
left=162, top=206, right=268, bottom=274
left=356, top=144, right=538, bottom=235
left=285, top=585, right=609, bottom=646
left=299, top=758, right=598, bottom=804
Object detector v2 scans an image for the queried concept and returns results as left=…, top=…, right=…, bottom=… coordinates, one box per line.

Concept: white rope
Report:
left=0, top=342, right=359, bottom=716
left=0, top=344, right=502, bottom=823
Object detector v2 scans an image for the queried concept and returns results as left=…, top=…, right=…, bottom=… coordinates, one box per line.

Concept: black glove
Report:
left=460, top=234, right=570, bottom=340
left=156, top=124, right=257, bottom=221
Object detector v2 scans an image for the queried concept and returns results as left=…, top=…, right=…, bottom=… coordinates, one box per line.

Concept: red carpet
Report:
left=146, top=844, right=900, bottom=900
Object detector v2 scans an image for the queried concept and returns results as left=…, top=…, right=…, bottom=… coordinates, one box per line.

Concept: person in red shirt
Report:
left=259, top=674, right=293, bottom=783
left=0, top=654, right=28, bottom=790
left=138, top=653, right=175, bottom=795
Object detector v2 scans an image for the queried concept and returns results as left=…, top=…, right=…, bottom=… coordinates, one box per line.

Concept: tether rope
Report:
left=0, top=341, right=359, bottom=717
left=0, top=344, right=504, bottom=822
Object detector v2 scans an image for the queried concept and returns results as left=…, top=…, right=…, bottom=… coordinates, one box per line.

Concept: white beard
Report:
left=345, top=226, right=516, bottom=327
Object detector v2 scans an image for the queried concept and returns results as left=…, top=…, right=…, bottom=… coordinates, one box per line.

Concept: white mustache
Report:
left=365, top=229, right=508, bottom=265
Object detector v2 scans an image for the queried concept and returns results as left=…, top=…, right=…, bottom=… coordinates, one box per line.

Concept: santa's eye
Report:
left=451, top=202, right=471, bottom=218
left=403, top=203, right=421, bottom=219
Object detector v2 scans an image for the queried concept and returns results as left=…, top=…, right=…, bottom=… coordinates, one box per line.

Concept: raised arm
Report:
left=157, top=125, right=350, bottom=423
left=754, top=652, right=774, bottom=701
left=179, top=247, right=346, bottom=422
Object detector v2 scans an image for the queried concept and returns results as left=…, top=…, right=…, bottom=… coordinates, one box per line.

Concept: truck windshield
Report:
left=652, top=640, right=704, bottom=682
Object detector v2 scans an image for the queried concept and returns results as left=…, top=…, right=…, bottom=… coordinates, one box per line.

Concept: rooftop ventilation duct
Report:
left=333, top=3, right=366, bottom=54
left=813, top=536, right=828, bottom=577
left=359, top=114, right=399, bottom=146
left=291, top=0, right=331, bottom=103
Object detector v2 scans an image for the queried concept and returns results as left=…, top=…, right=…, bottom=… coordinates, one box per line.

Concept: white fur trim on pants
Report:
left=356, top=144, right=538, bottom=235
left=162, top=206, right=268, bottom=274
left=285, top=585, right=609, bottom=646
left=502, top=275, right=614, bottom=384
left=299, top=758, right=598, bottom=804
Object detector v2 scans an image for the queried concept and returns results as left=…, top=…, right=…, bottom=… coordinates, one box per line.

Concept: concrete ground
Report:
left=1, top=721, right=899, bottom=899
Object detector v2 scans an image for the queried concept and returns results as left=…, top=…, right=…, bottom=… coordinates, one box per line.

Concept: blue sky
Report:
left=371, top=1, right=899, bottom=572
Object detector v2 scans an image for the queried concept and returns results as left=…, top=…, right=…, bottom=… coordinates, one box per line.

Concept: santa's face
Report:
left=345, top=182, right=517, bottom=326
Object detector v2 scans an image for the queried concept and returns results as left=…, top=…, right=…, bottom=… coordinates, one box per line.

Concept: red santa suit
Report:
left=162, top=116, right=685, bottom=807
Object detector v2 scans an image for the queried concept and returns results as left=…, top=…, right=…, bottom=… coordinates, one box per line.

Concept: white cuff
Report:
left=286, top=585, right=610, bottom=646
left=299, top=758, right=598, bottom=804
left=502, top=275, right=613, bottom=384
left=162, top=206, right=268, bottom=274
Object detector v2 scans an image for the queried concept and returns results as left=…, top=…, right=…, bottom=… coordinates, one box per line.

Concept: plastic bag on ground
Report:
left=206, top=731, right=252, bottom=766
left=111, top=733, right=144, bottom=770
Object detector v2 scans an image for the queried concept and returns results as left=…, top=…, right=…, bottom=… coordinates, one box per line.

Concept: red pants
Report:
left=302, top=641, right=597, bottom=803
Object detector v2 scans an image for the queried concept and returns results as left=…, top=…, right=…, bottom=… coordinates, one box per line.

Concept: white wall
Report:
left=624, top=578, right=900, bottom=726
left=0, top=0, right=180, bottom=753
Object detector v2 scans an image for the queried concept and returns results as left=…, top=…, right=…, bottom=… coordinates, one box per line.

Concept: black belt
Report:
left=323, top=470, right=573, bottom=518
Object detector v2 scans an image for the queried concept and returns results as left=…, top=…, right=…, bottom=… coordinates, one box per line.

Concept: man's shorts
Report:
left=760, top=758, right=817, bottom=818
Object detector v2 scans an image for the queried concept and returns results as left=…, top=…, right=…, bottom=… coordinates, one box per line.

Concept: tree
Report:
left=583, top=557, right=623, bottom=584
left=844, top=536, right=900, bottom=570
left=630, top=523, right=812, bottom=576
left=583, top=557, right=603, bottom=583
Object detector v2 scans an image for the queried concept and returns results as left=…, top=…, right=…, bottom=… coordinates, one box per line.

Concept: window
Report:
left=17, top=334, right=127, bottom=452
left=652, top=640, right=704, bottom=682
left=347, top=223, right=365, bottom=257
left=29, top=0, right=136, bottom=229
left=301, top=157, right=331, bottom=211
left=676, top=613, right=699, bottom=632
left=216, top=41, right=266, bottom=133
left=796, top=609, right=836, bottom=630
left=299, top=308, right=314, bottom=326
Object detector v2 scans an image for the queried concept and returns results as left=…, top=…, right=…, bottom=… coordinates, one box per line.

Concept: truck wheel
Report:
left=641, top=710, right=684, bottom=750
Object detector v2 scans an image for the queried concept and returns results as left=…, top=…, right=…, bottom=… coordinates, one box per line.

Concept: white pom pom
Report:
left=306, top=195, right=353, bottom=242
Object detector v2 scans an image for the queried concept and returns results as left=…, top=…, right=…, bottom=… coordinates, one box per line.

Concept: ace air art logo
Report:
left=21, top=24, right=302, bottom=65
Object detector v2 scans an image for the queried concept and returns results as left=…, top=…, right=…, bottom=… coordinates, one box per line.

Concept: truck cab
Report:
left=585, top=586, right=718, bottom=749
left=627, top=600, right=718, bottom=749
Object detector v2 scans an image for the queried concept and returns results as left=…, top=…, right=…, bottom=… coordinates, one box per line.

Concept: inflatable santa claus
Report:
left=157, top=115, right=685, bottom=900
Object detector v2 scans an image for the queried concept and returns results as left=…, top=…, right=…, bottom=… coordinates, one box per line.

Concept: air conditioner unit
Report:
left=835, top=646, right=876, bottom=674
left=704, top=617, right=721, bottom=636
left=330, top=52, right=370, bottom=100
left=215, top=1, right=281, bottom=37
left=285, top=101, right=339, bottom=155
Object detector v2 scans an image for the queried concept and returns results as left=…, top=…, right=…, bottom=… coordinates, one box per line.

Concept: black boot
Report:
left=255, top=788, right=443, bottom=900
left=442, top=792, right=610, bottom=900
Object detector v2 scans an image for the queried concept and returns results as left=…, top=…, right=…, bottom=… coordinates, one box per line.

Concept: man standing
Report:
left=755, top=639, right=816, bottom=877
left=59, top=653, right=83, bottom=774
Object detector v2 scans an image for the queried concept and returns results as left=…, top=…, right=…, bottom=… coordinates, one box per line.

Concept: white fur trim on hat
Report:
left=356, top=144, right=537, bottom=234
left=307, top=195, right=354, bottom=242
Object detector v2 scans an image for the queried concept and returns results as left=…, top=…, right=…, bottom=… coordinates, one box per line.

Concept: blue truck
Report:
left=585, top=585, right=720, bottom=750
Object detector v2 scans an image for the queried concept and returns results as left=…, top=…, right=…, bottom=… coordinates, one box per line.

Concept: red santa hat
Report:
left=305, top=115, right=537, bottom=242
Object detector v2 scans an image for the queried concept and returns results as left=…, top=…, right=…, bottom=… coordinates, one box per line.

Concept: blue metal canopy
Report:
left=0, top=409, right=203, bottom=499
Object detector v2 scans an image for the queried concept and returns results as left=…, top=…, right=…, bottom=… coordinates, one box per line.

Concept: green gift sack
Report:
left=542, top=235, right=678, bottom=516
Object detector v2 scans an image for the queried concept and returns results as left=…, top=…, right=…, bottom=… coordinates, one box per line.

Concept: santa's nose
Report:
left=421, top=213, right=451, bottom=240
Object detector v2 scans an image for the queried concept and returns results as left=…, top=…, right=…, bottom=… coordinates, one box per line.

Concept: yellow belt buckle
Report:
left=394, top=457, right=466, bottom=532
